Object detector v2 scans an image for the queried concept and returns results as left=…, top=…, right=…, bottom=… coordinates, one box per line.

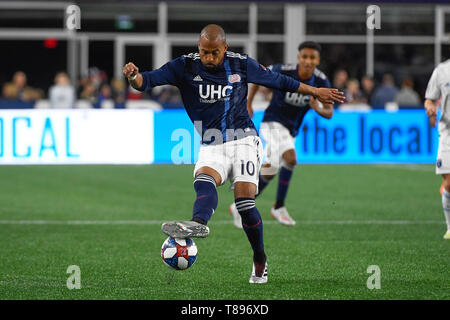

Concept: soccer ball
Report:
left=161, top=236, right=198, bottom=270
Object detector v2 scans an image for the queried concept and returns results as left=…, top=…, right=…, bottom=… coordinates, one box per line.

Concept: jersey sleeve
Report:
left=425, top=67, right=441, bottom=100
left=247, top=58, right=299, bottom=93
left=138, top=56, right=185, bottom=91
left=267, top=64, right=281, bottom=73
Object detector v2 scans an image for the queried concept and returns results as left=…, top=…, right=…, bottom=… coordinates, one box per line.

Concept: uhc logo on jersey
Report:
left=199, top=84, right=232, bottom=103
left=284, top=92, right=310, bottom=107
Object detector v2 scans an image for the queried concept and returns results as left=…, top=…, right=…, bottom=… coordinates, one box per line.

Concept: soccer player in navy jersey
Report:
left=229, top=41, right=334, bottom=228
left=123, top=26, right=343, bottom=283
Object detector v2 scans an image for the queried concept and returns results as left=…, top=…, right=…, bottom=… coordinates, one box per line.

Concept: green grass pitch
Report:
left=0, top=164, right=448, bottom=300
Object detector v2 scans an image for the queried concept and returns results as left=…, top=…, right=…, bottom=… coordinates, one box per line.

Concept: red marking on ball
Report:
left=176, top=244, right=189, bottom=258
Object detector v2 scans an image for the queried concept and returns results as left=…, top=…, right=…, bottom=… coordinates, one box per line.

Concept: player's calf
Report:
left=192, top=173, right=218, bottom=225
left=274, top=162, right=295, bottom=210
left=235, top=197, right=265, bottom=264
left=161, top=173, right=217, bottom=239
left=441, top=174, right=450, bottom=239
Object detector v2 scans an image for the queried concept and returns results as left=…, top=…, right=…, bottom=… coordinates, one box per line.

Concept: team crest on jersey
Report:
left=437, top=159, right=442, bottom=168
left=228, top=74, right=241, bottom=83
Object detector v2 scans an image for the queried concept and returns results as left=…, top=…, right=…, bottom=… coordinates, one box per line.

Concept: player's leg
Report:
left=229, top=123, right=275, bottom=229
left=191, top=166, right=221, bottom=225
left=264, top=122, right=296, bottom=226
left=229, top=162, right=275, bottom=229
left=441, top=174, right=450, bottom=239
left=161, top=166, right=221, bottom=238
left=270, top=149, right=296, bottom=226
left=436, top=133, right=450, bottom=239
left=275, top=149, right=296, bottom=209
left=229, top=122, right=281, bottom=229
left=162, top=142, right=227, bottom=239
left=234, top=181, right=267, bottom=283
left=231, top=136, right=267, bottom=283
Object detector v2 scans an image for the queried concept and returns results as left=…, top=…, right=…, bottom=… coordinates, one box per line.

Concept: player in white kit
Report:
left=425, top=59, right=450, bottom=239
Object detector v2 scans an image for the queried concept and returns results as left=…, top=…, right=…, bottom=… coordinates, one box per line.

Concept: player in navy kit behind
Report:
left=123, top=26, right=344, bottom=283
left=229, top=41, right=334, bottom=228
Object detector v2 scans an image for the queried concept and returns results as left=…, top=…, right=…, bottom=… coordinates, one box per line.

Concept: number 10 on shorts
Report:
left=241, top=160, right=255, bottom=176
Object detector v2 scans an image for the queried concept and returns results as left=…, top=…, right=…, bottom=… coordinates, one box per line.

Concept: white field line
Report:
left=0, top=220, right=444, bottom=225
left=370, top=164, right=435, bottom=172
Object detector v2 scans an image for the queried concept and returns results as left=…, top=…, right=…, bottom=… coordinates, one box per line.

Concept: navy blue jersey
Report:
left=262, top=64, right=331, bottom=137
left=137, top=52, right=300, bottom=144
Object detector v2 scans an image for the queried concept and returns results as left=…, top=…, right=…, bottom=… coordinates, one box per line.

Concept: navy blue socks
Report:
left=192, top=174, right=218, bottom=225
left=235, top=197, right=265, bottom=264
left=275, top=165, right=294, bottom=209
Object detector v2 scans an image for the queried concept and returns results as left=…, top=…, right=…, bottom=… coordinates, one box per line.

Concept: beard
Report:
left=204, top=63, right=218, bottom=71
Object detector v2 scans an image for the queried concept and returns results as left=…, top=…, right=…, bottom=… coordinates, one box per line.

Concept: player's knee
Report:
left=195, top=167, right=222, bottom=186
left=282, top=150, right=297, bottom=168
left=234, top=181, right=257, bottom=199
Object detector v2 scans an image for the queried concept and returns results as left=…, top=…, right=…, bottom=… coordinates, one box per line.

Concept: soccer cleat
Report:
left=249, top=261, right=268, bottom=284
left=229, top=203, right=243, bottom=229
left=161, top=220, right=210, bottom=239
left=270, top=206, right=296, bottom=226
left=444, top=230, right=450, bottom=240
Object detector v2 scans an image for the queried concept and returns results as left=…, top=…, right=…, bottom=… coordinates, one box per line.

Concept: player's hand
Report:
left=315, top=88, right=345, bottom=104
left=426, top=105, right=437, bottom=128
left=123, top=62, right=139, bottom=79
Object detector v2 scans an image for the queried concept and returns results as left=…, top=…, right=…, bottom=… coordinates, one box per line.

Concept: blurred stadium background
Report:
left=2, top=0, right=450, bottom=110
left=1, top=0, right=450, bottom=301
left=0, top=0, right=449, bottom=165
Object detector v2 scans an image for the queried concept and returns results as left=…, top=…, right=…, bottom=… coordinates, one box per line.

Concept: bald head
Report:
left=200, top=24, right=226, bottom=44
left=198, top=24, right=228, bottom=70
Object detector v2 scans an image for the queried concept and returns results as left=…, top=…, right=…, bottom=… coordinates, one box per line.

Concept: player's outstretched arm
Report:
left=297, top=82, right=344, bottom=105
left=246, top=57, right=343, bottom=104
left=247, top=84, right=260, bottom=118
left=425, top=99, right=438, bottom=128
left=123, top=62, right=143, bottom=90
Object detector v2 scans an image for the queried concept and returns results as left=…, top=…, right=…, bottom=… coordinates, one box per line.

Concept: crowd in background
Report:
left=331, top=69, right=422, bottom=108
left=0, top=67, right=423, bottom=109
left=0, top=67, right=183, bottom=109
